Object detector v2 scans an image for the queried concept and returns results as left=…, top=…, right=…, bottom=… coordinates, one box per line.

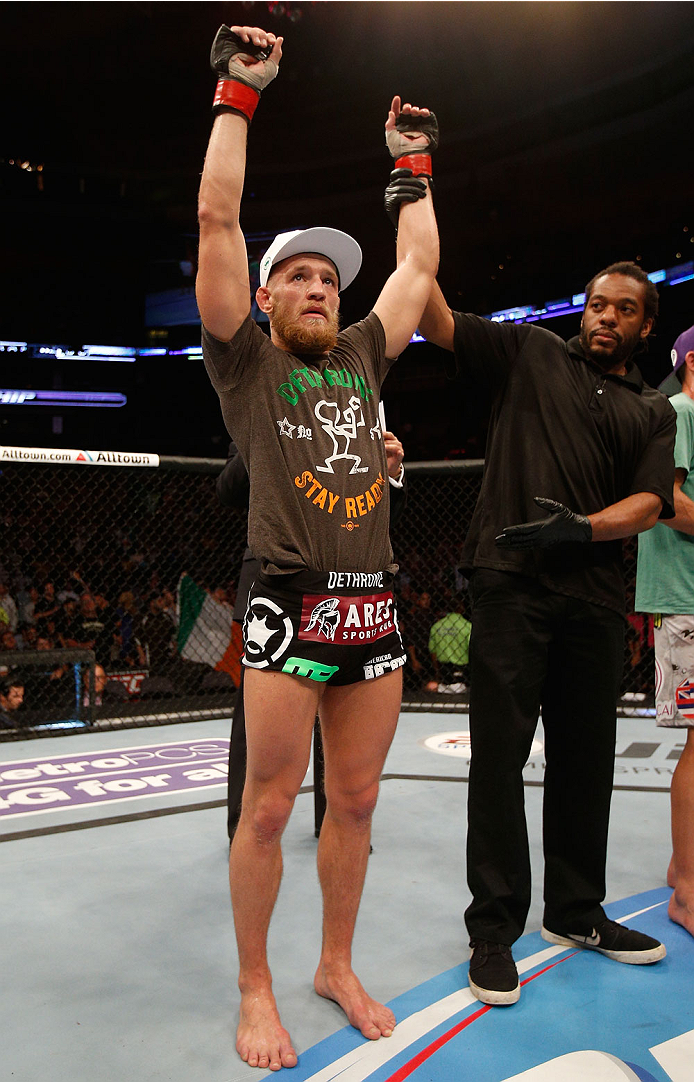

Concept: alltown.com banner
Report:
left=0, top=446, right=159, bottom=467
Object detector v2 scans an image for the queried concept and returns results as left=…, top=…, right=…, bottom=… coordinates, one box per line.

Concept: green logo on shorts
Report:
left=282, top=656, right=339, bottom=682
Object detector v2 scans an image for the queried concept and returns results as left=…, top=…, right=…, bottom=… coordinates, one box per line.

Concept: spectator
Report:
left=18, top=585, right=40, bottom=628
left=0, top=675, right=24, bottom=729
left=114, top=591, right=142, bottom=666
left=34, top=582, right=61, bottom=638
left=72, top=594, right=115, bottom=660
left=84, top=664, right=109, bottom=706
left=0, top=583, right=19, bottom=633
left=428, top=596, right=472, bottom=693
left=141, top=594, right=176, bottom=676
left=16, top=625, right=38, bottom=652
left=54, top=597, right=81, bottom=648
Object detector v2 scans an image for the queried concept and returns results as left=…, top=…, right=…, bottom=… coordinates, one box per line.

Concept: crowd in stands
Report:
left=0, top=565, right=243, bottom=729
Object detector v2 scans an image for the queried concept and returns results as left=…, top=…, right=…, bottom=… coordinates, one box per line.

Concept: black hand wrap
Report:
left=384, top=168, right=429, bottom=230
left=495, top=498, right=593, bottom=550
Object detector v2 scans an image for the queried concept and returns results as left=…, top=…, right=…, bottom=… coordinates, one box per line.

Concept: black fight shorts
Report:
left=242, top=569, right=407, bottom=685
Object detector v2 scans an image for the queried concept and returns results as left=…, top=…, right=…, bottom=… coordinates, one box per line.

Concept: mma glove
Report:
left=495, top=497, right=593, bottom=549
left=210, top=25, right=279, bottom=123
left=385, top=109, right=439, bottom=180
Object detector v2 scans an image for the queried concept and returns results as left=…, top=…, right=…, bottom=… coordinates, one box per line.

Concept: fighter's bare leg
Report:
left=313, top=669, right=402, bottom=1039
left=668, top=728, right=694, bottom=936
left=231, top=668, right=322, bottom=1069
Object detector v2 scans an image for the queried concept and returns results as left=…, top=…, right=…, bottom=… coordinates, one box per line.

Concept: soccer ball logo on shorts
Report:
left=304, top=597, right=341, bottom=641
left=243, top=597, right=294, bottom=669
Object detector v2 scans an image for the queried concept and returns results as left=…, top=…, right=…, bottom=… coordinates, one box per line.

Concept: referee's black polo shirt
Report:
left=451, top=313, right=676, bottom=614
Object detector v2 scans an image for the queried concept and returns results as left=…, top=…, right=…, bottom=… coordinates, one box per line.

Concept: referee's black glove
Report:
left=495, top=497, right=592, bottom=549
left=384, top=168, right=429, bottom=230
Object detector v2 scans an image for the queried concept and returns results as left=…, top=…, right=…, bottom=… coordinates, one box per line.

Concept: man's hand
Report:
left=385, top=96, right=438, bottom=159
left=495, top=497, right=592, bottom=549
left=384, top=430, right=404, bottom=479
left=211, top=25, right=282, bottom=91
left=210, top=25, right=282, bottom=121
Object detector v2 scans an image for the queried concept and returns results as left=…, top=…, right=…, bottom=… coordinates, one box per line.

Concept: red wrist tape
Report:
left=212, top=80, right=260, bottom=122
left=394, top=153, right=433, bottom=177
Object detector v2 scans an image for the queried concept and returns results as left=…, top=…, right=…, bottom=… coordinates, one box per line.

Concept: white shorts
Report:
left=654, top=613, right=694, bottom=728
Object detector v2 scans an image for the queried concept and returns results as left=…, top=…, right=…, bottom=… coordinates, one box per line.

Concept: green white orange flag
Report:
left=176, top=573, right=242, bottom=686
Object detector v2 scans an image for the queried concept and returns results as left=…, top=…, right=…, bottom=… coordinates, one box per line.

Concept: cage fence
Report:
left=0, top=456, right=654, bottom=741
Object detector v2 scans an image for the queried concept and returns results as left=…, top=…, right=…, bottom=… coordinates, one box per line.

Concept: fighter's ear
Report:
left=256, top=285, right=273, bottom=314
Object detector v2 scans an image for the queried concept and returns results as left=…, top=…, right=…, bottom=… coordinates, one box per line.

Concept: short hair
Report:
left=584, top=261, right=659, bottom=326
left=0, top=673, right=24, bottom=697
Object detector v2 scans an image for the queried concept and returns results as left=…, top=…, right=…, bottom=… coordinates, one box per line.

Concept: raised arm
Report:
left=196, top=26, right=282, bottom=342
left=418, top=279, right=456, bottom=352
left=373, top=97, right=439, bottom=359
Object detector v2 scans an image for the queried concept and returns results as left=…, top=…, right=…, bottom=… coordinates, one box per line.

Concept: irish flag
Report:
left=176, top=573, right=242, bottom=686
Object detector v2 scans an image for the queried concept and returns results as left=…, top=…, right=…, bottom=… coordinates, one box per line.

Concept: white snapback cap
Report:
left=259, top=227, right=362, bottom=291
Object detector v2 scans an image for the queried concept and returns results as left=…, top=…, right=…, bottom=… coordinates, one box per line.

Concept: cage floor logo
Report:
left=421, top=730, right=544, bottom=760
left=286, top=888, right=692, bottom=1082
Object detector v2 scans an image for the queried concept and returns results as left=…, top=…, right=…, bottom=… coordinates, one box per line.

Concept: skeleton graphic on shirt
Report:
left=314, top=396, right=370, bottom=474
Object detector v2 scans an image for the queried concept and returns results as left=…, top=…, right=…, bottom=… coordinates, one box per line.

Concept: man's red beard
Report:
left=271, top=301, right=340, bottom=354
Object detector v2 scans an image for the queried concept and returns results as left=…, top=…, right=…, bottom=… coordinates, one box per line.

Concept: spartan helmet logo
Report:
left=243, top=596, right=294, bottom=669
left=304, top=597, right=341, bottom=641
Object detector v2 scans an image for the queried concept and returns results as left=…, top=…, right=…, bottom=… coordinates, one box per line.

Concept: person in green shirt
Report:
left=428, top=597, right=471, bottom=692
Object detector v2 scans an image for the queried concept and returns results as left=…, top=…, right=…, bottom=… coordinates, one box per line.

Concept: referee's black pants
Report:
left=464, top=570, right=624, bottom=946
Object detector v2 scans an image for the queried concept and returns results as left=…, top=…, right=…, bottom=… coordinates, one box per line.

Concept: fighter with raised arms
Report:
left=196, top=24, right=438, bottom=1071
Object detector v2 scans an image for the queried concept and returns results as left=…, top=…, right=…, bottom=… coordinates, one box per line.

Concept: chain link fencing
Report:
left=0, top=455, right=653, bottom=741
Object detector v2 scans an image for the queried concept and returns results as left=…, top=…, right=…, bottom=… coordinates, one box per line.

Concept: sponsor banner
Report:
left=0, top=446, right=159, bottom=467
left=0, top=738, right=230, bottom=819
left=300, top=592, right=394, bottom=645
left=108, top=670, right=148, bottom=696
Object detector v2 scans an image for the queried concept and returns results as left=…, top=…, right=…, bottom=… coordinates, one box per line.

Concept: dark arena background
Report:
left=3, top=8, right=694, bottom=1082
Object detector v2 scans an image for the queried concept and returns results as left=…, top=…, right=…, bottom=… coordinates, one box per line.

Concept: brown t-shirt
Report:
left=203, top=312, right=396, bottom=575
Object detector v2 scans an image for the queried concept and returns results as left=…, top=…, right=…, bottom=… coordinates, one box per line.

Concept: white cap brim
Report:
left=259, top=227, right=362, bottom=291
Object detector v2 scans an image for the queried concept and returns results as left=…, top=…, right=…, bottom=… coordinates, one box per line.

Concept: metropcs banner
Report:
left=0, top=446, right=159, bottom=467
left=0, top=739, right=230, bottom=819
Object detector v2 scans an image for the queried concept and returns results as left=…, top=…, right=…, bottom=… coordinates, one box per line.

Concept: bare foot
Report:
left=314, top=961, right=395, bottom=1040
left=667, top=855, right=676, bottom=888
left=236, top=987, right=298, bottom=1071
left=668, top=889, right=694, bottom=937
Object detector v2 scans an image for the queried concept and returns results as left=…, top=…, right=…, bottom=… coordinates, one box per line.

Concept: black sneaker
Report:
left=541, top=918, right=666, bottom=964
left=468, top=939, right=520, bottom=1005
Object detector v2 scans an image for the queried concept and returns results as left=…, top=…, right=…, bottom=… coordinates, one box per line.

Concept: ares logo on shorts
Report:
left=243, top=597, right=293, bottom=669
left=300, top=592, right=395, bottom=645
